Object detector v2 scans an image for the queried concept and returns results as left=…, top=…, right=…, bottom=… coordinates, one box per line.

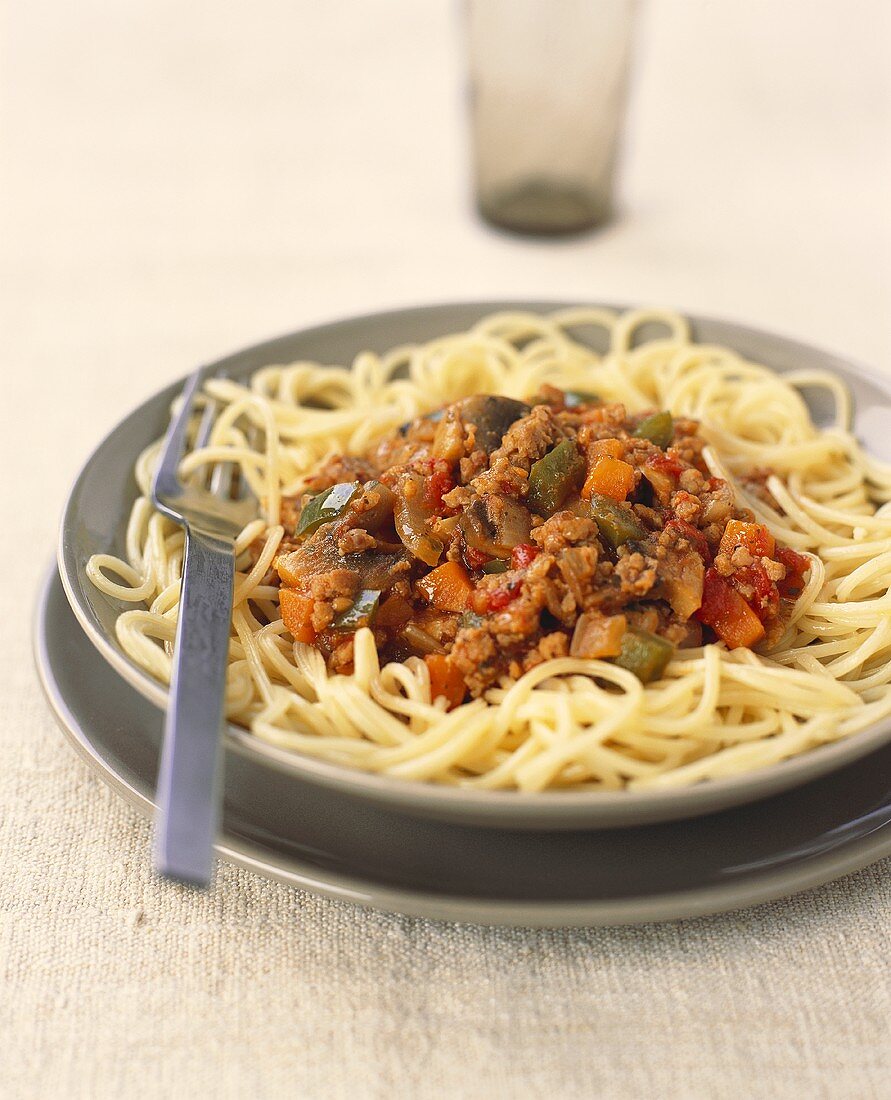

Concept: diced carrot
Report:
left=695, top=569, right=765, bottom=649
left=276, top=550, right=302, bottom=588
left=720, top=519, right=776, bottom=560
left=582, top=456, right=635, bottom=502
left=591, top=438, right=625, bottom=460
left=279, top=588, right=316, bottom=644
left=425, top=654, right=466, bottom=709
left=417, top=561, right=473, bottom=612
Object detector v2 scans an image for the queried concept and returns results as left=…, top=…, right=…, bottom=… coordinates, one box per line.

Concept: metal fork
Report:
left=150, top=368, right=256, bottom=886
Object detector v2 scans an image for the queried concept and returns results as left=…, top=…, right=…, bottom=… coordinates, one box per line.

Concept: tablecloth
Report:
left=2, top=2, right=889, bottom=1096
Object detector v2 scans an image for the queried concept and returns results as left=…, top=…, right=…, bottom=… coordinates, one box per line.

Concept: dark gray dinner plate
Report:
left=57, top=302, right=891, bottom=828
left=36, top=567, right=891, bottom=925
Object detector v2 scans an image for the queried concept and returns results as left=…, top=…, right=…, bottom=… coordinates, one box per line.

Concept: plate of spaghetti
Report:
left=59, top=303, right=891, bottom=828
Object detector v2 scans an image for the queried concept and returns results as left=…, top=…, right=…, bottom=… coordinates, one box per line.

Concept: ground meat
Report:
left=556, top=546, right=602, bottom=608
left=671, top=490, right=704, bottom=525
left=531, top=512, right=598, bottom=553
left=701, top=483, right=735, bottom=526
left=578, top=403, right=629, bottom=435
left=337, top=529, right=377, bottom=554
left=470, top=405, right=564, bottom=498
left=678, top=468, right=706, bottom=494
left=762, top=557, right=786, bottom=582
left=713, top=552, right=734, bottom=577
left=608, top=436, right=659, bottom=469
left=521, top=631, right=570, bottom=673
left=672, top=431, right=707, bottom=469
left=469, top=453, right=530, bottom=499
left=449, top=628, right=499, bottom=696
left=308, top=569, right=360, bottom=632
left=614, top=549, right=658, bottom=598
left=327, top=636, right=357, bottom=674
left=458, top=450, right=488, bottom=484
left=280, top=496, right=302, bottom=534
left=303, top=454, right=378, bottom=493
left=498, top=404, right=564, bottom=468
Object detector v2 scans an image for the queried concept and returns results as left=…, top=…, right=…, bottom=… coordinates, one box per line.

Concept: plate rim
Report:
left=56, top=299, right=891, bottom=829
left=35, top=563, right=891, bottom=927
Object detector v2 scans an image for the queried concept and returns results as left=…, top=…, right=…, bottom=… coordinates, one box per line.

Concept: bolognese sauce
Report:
left=274, top=389, right=809, bottom=706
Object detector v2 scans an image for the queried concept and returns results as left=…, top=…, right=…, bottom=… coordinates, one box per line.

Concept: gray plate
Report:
left=57, top=301, right=891, bottom=828
left=35, top=566, right=891, bottom=926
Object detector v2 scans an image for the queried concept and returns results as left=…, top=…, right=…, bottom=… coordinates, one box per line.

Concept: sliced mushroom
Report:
left=658, top=548, right=705, bottom=620
left=456, top=395, right=531, bottom=454
left=338, top=480, right=396, bottom=534
left=392, top=471, right=443, bottom=566
left=277, top=527, right=410, bottom=593
left=459, top=494, right=532, bottom=558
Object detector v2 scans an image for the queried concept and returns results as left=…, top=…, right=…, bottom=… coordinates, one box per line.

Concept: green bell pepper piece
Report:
left=527, top=440, right=585, bottom=516
left=295, top=481, right=360, bottom=537
left=613, top=628, right=674, bottom=684
left=633, top=411, right=674, bottom=448
left=481, top=558, right=509, bottom=574
left=331, top=589, right=381, bottom=632
left=589, top=493, right=647, bottom=550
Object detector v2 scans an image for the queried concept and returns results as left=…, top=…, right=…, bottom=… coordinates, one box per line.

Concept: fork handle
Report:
left=154, top=526, right=235, bottom=886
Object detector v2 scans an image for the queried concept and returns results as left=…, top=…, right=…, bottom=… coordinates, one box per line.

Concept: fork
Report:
left=150, top=368, right=257, bottom=886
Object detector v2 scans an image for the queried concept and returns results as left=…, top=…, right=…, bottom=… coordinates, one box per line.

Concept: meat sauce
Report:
left=274, top=390, right=810, bottom=705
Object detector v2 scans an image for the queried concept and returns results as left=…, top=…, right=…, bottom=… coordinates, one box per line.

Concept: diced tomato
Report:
left=511, top=543, right=540, bottom=570
left=648, top=452, right=684, bottom=478
left=695, top=569, right=765, bottom=649
left=423, top=460, right=455, bottom=513
left=417, top=561, right=474, bottom=612
left=720, top=519, right=776, bottom=560
left=279, top=588, right=316, bottom=644
left=730, top=563, right=779, bottom=623
left=664, top=517, right=712, bottom=562
left=424, top=654, right=466, bottom=710
left=482, top=582, right=521, bottom=613
left=464, top=545, right=490, bottom=570
left=582, top=456, right=636, bottom=502
left=776, top=546, right=811, bottom=598
left=643, top=452, right=686, bottom=504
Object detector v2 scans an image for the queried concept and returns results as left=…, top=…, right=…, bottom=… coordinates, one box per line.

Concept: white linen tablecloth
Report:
left=2, top=2, right=889, bottom=1096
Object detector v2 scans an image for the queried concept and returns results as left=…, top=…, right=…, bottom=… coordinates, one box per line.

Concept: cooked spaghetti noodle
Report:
left=86, top=308, right=891, bottom=790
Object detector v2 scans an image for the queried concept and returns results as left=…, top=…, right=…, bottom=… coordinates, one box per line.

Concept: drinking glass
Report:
left=464, top=0, right=638, bottom=235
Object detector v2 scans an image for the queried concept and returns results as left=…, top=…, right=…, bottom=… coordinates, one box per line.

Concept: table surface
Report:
left=2, top=2, right=890, bottom=1097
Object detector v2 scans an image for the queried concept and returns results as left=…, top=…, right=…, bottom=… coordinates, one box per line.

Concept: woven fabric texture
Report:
left=2, top=1, right=890, bottom=1096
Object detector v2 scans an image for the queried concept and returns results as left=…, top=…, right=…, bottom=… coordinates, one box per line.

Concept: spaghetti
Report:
left=87, top=308, right=891, bottom=791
